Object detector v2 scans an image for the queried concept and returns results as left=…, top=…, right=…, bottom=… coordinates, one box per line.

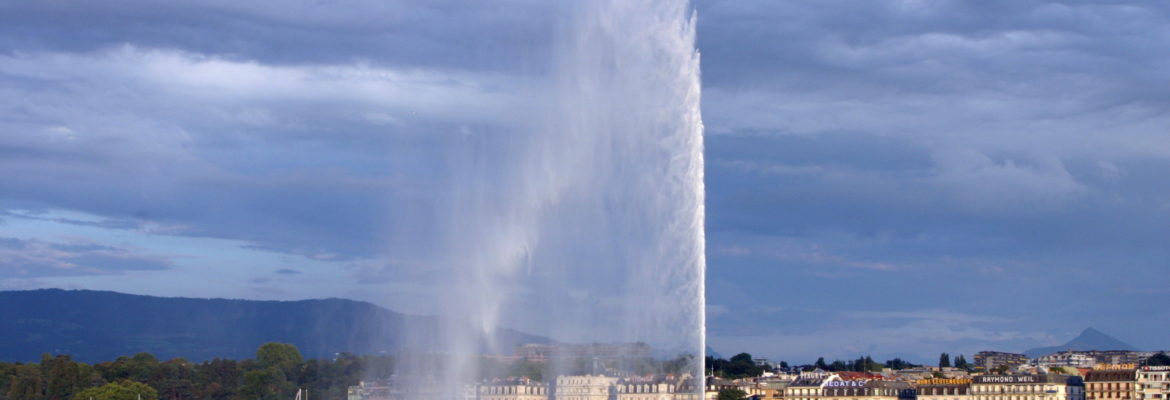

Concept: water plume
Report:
left=389, top=0, right=705, bottom=396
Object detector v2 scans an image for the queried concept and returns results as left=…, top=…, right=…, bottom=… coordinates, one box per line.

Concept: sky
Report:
left=1, top=0, right=1168, bottom=364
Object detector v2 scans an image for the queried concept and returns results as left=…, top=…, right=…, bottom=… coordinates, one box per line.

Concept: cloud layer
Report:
left=0, top=0, right=1167, bottom=362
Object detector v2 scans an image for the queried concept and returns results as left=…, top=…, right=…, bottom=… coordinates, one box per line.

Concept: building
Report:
left=348, top=381, right=391, bottom=400
left=1085, top=369, right=1137, bottom=400
left=916, top=379, right=972, bottom=400
left=1035, top=353, right=1097, bottom=370
left=756, top=377, right=795, bottom=400
left=616, top=376, right=701, bottom=400
left=516, top=343, right=652, bottom=361
left=705, top=377, right=759, bottom=400
left=347, top=381, right=476, bottom=400
left=890, top=369, right=937, bottom=383
left=1136, top=366, right=1170, bottom=400
left=972, top=375, right=1084, bottom=400
left=781, top=374, right=909, bottom=400
left=821, top=379, right=913, bottom=400
left=786, top=375, right=834, bottom=400
left=480, top=379, right=549, bottom=400
left=557, top=375, right=619, bottom=400
left=1084, top=352, right=1156, bottom=366
left=975, top=352, right=1029, bottom=372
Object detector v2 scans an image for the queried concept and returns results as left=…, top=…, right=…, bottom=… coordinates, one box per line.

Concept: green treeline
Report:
left=0, top=343, right=379, bottom=400
left=0, top=343, right=697, bottom=400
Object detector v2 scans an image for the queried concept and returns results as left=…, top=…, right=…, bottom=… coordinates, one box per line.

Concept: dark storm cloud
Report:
left=0, top=42, right=531, bottom=260
left=0, top=237, right=171, bottom=277
left=693, top=0, right=1170, bottom=358
left=0, top=0, right=560, bottom=71
left=1, top=0, right=1168, bottom=361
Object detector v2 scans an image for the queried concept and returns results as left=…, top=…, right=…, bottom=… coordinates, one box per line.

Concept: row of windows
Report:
left=971, top=395, right=1080, bottom=400
left=920, top=388, right=970, bottom=395
left=972, top=386, right=1065, bottom=394
left=1089, top=384, right=1134, bottom=391
left=481, top=387, right=547, bottom=395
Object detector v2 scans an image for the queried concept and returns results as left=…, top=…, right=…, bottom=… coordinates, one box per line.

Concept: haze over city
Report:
left=1, top=0, right=1168, bottom=365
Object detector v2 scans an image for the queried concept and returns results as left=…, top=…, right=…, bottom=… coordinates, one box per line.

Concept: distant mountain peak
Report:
left=1024, top=327, right=1139, bottom=358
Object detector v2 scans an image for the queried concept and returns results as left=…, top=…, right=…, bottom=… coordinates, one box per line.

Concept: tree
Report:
left=717, top=388, right=748, bottom=400
left=42, top=355, right=91, bottom=400
left=7, top=364, right=44, bottom=400
left=954, top=355, right=970, bottom=370
left=239, top=343, right=303, bottom=400
left=814, top=358, right=827, bottom=370
left=864, top=356, right=879, bottom=372
left=238, top=367, right=293, bottom=400
left=1145, top=352, right=1170, bottom=367
left=256, top=343, right=303, bottom=372
left=1050, top=367, right=1068, bottom=374
left=939, top=353, right=951, bottom=368
left=508, top=360, right=544, bottom=381
left=885, top=358, right=919, bottom=370
left=707, top=354, right=763, bottom=379
left=73, top=381, right=158, bottom=400
left=992, top=365, right=1010, bottom=374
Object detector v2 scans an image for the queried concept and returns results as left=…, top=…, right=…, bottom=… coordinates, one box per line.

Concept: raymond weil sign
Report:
left=975, top=376, right=1039, bottom=384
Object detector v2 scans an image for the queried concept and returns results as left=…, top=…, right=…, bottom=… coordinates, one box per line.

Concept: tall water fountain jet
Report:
left=391, top=0, right=704, bottom=397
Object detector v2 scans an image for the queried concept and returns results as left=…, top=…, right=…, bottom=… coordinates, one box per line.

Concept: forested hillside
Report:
left=0, top=289, right=544, bottom=363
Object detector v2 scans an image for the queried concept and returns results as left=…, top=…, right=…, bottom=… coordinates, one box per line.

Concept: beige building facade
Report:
left=821, top=380, right=912, bottom=400
left=616, top=379, right=700, bottom=400
left=1085, top=369, right=1137, bottom=400
left=972, top=375, right=1084, bottom=400
left=975, top=352, right=1029, bottom=372
left=917, top=379, right=972, bottom=400
left=480, top=381, right=549, bottom=400
left=557, top=375, right=619, bottom=400
left=785, top=375, right=833, bottom=400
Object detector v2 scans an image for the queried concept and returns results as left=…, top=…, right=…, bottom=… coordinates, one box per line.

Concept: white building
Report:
left=1034, top=352, right=1097, bottom=370
left=557, top=375, right=619, bottom=400
left=1137, top=366, right=1170, bottom=400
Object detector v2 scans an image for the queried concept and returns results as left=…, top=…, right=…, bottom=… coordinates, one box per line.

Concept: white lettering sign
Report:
left=825, top=381, right=867, bottom=388
left=979, top=376, right=1037, bottom=384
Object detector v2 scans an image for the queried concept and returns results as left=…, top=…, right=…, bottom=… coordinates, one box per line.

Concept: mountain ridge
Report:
left=0, top=288, right=546, bottom=363
left=1024, top=327, right=1139, bottom=358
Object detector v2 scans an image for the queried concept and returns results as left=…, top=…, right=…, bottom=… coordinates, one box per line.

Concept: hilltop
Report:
left=0, top=289, right=545, bottom=362
left=1024, top=327, right=1139, bottom=358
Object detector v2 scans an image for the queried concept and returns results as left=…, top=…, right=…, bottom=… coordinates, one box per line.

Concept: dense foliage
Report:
left=0, top=344, right=374, bottom=400
left=716, top=388, right=747, bottom=400
left=1, top=344, right=699, bottom=400
left=706, top=353, right=765, bottom=379
left=1146, top=352, right=1170, bottom=367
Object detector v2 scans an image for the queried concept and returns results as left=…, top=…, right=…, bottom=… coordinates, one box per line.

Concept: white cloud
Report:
left=928, top=148, right=1086, bottom=213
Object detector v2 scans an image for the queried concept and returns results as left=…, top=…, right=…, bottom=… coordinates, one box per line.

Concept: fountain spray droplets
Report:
left=392, top=0, right=704, bottom=396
